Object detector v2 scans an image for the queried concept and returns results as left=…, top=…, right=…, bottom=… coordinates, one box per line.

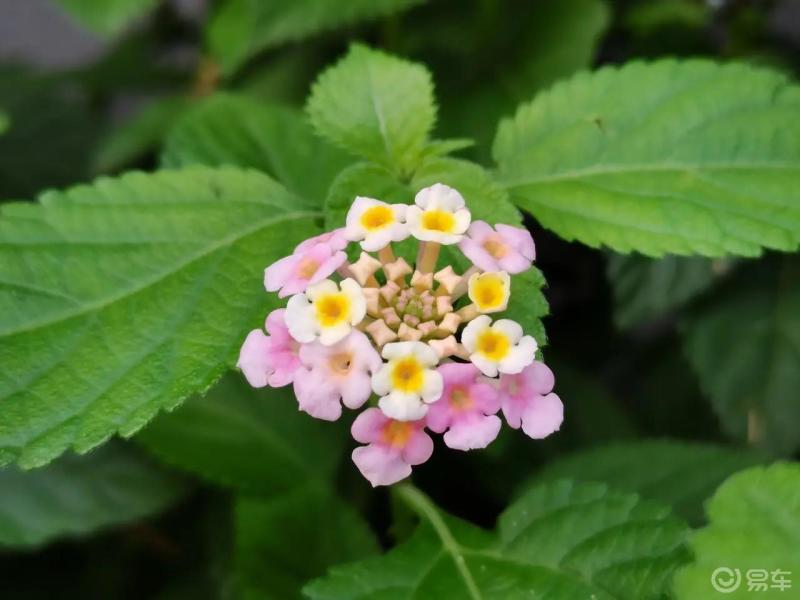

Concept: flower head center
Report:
left=390, top=356, right=424, bottom=393
left=476, top=330, right=510, bottom=361
left=381, top=420, right=414, bottom=448
left=450, top=386, right=474, bottom=411
left=421, top=210, right=456, bottom=233
left=329, top=351, right=353, bottom=375
left=297, top=257, right=320, bottom=279
left=360, top=205, right=394, bottom=231
left=483, top=236, right=508, bottom=259
left=315, top=293, right=351, bottom=327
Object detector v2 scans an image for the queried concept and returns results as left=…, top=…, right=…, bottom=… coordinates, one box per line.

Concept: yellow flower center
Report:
left=450, top=386, right=474, bottom=411
left=470, top=273, right=508, bottom=311
left=360, top=205, right=394, bottom=231
left=296, top=257, right=319, bottom=279
left=381, top=420, right=414, bottom=447
left=315, top=293, right=351, bottom=327
left=328, top=352, right=353, bottom=376
left=476, top=329, right=510, bottom=361
left=421, top=209, right=456, bottom=233
left=390, top=356, right=425, bottom=393
left=483, top=236, right=508, bottom=259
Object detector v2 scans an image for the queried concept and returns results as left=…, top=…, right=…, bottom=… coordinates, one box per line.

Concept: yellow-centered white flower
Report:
left=468, top=271, right=511, bottom=313
left=372, top=341, right=443, bottom=421
left=406, top=183, right=471, bottom=244
left=461, top=315, right=537, bottom=377
left=344, top=196, right=409, bottom=252
left=286, top=278, right=366, bottom=346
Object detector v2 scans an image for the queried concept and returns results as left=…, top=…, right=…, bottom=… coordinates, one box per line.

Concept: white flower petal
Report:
left=461, top=315, right=491, bottom=352
left=340, top=278, right=366, bottom=325
left=382, top=341, right=418, bottom=360
left=379, top=392, right=428, bottom=421
left=420, top=370, right=444, bottom=403
left=406, top=341, right=439, bottom=366
left=319, top=321, right=351, bottom=346
left=470, top=353, right=499, bottom=377
left=305, top=279, right=338, bottom=300
left=492, top=319, right=523, bottom=343
left=498, top=336, right=537, bottom=374
left=452, top=208, right=472, bottom=235
left=371, top=364, right=392, bottom=396
left=285, top=294, right=317, bottom=343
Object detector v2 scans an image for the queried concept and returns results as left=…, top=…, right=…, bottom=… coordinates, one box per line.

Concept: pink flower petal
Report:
left=352, top=445, right=412, bottom=487
left=293, top=370, right=343, bottom=421
left=497, top=251, right=533, bottom=274
left=401, top=429, right=434, bottom=465
left=351, top=407, right=389, bottom=443
left=470, top=380, right=501, bottom=414
left=458, top=237, right=499, bottom=272
left=496, top=224, right=535, bottom=261
left=339, top=370, right=373, bottom=410
left=444, top=414, right=501, bottom=450
left=523, top=361, right=555, bottom=395
left=425, top=397, right=452, bottom=433
left=264, top=254, right=299, bottom=292
left=521, top=393, right=563, bottom=439
left=237, top=329, right=271, bottom=388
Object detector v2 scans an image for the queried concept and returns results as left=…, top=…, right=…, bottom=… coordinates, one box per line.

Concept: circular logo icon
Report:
left=711, top=567, right=742, bottom=594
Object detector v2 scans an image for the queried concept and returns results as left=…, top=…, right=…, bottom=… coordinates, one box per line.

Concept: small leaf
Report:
left=307, top=44, right=436, bottom=175
left=137, top=375, right=346, bottom=494
left=306, top=480, right=689, bottom=599
left=56, top=0, right=159, bottom=37
left=163, top=94, right=352, bottom=206
left=0, top=443, right=186, bottom=547
left=530, top=440, right=764, bottom=524
left=207, top=0, right=423, bottom=75
left=236, top=485, right=379, bottom=599
left=494, top=60, right=800, bottom=257
left=674, top=463, right=800, bottom=599
left=681, top=257, right=800, bottom=455
left=607, top=253, right=731, bottom=329
left=0, top=167, right=320, bottom=468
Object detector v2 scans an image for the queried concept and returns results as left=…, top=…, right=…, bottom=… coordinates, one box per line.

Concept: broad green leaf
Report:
left=674, top=463, right=800, bottom=599
left=0, top=111, right=8, bottom=135
left=607, top=253, right=734, bottom=329
left=236, top=486, right=379, bottom=599
left=307, top=44, right=436, bottom=175
left=207, top=0, right=423, bottom=75
left=494, top=60, right=800, bottom=257
left=306, top=481, right=689, bottom=599
left=531, top=440, right=764, bottom=524
left=163, top=94, right=352, bottom=206
left=0, top=443, right=185, bottom=547
left=137, top=375, right=345, bottom=494
left=93, top=97, right=190, bottom=173
left=56, top=0, right=159, bottom=37
left=0, top=167, right=320, bottom=468
left=681, top=258, right=800, bottom=455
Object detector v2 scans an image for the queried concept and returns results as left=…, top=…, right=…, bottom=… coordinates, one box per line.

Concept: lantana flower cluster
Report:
left=238, top=183, right=563, bottom=486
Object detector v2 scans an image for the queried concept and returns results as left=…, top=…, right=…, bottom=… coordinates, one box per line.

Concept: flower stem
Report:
left=417, top=242, right=440, bottom=274
left=378, top=244, right=396, bottom=264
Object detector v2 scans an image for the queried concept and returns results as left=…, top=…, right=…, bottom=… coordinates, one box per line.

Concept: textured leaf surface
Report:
left=137, top=375, right=345, bottom=494
left=57, top=0, right=158, bottom=36
left=682, top=258, right=800, bottom=455
left=162, top=94, right=351, bottom=206
left=0, top=167, right=320, bottom=468
left=607, top=254, right=730, bottom=328
left=532, top=440, right=764, bottom=524
left=494, top=60, right=800, bottom=256
left=307, top=44, right=435, bottom=175
left=306, top=480, right=689, bottom=599
left=237, top=485, right=379, bottom=599
left=208, top=0, right=423, bottom=74
left=0, top=443, right=185, bottom=547
left=674, top=463, right=800, bottom=599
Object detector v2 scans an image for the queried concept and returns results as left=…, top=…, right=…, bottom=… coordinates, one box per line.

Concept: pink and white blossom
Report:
left=459, top=221, right=535, bottom=273
left=264, top=240, right=347, bottom=298
left=237, top=309, right=300, bottom=388
left=294, top=228, right=348, bottom=253
left=426, top=363, right=501, bottom=450
left=351, top=407, right=433, bottom=486
left=497, top=361, right=563, bottom=439
left=293, top=331, right=382, bottom=421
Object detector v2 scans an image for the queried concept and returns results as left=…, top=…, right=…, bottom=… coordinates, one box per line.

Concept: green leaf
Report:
left=163, top=94, right=352, bottom=206
left=56, top=0, right=159, bottom=37
left=0, top=111, right=8, bottom=135
left=307, top=44, right=436, bottom=175
left=236, top=485, right=379, bottom=599
left=0, top=443, right=185, bottom=547
left=681, top=257, right=800, bottom=455
left=306, top=481, right=689, bottom=599
left=93, top=97, right=190, bottom=173
left=607, top=253, right=734, bottom=329
left=494, top=60, right=800, bottom=257
left=674, top=463, right=800, bottom=599
left=0, top=166, right=320, bottom=468
left=137, top=375, right=345, bottom=494
left=207, top=0, right=423, bottom=75
left=531, top=440, right=764, bottom=524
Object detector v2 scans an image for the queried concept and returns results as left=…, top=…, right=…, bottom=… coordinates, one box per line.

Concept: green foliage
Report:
left=236, top=486, right=379, bottom=599
left=0, top=111, right=8, bottom=135
left=531, top=440, right=764, bottom=524
left=0, top=167, right=320, bottom=468
left=607, top=254, right=732, bottom=328
left=208, top=0, right=423, bottom=74
left=137, top=375, right=345, bottom=494
left=93, top=97, right=190, bottom=173
left=56, top=0, right=159, bottom=37
left=162, top=94, right=352, bottom=205
left=0, top=443, right=185, bottom=547
left=674, top=463, right=800, bottom=599
left=307, top=481, right=689, bottom=598
left=494, top=60, right=800, bottom=257
left=681, top=258, right=800, bottom=455
left=307, top=44, right=436, bottom=176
